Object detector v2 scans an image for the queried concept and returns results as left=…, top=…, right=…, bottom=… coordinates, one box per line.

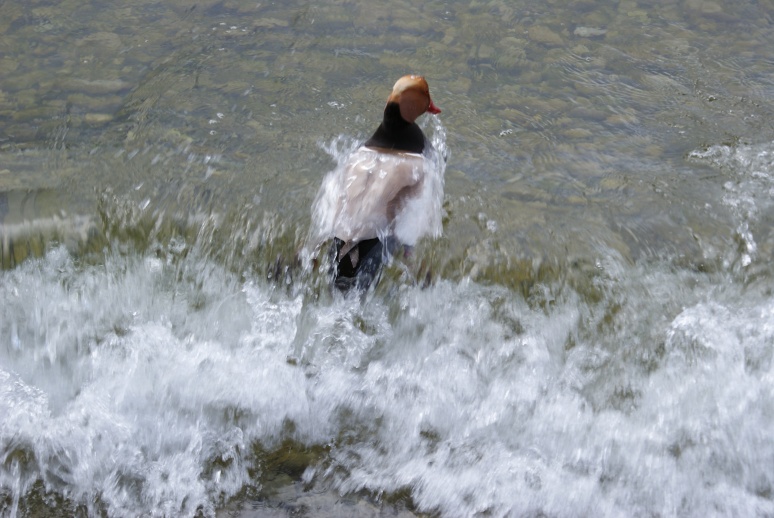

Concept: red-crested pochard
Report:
left=310, top=75, right=443, bottom=292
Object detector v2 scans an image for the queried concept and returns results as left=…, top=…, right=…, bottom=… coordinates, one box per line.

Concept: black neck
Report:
left=363, top=102, right=426, bottom=153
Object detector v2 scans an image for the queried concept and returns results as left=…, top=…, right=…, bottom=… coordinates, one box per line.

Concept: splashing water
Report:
left=303, top=117, right=447, bottom=269
left=2, top=239, right=774, bottom=517
left=689, top=141, right=774, bottom=270
left=2, top=136, right=774, bottom=517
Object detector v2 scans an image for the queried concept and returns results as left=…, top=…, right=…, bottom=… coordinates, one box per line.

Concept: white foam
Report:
left=1, top=239, right=773, bottom=516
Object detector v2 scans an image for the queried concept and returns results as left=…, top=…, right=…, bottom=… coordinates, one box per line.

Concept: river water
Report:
left=1, top=0, right=774, bottom=516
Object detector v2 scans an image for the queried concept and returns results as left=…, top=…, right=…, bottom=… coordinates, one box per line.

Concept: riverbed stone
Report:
left=0, top=4, right=22, bottom=32
left=563, top=128, right=594, bottom=139
left=67, top=93, right=124, bottom=112
left=251, top=18, right=289, bottom=29
left=571, top=44, right=591, bottom=55
left=569, top=107, right=609, bottom=122
left=0, top=90, right=10, bottom=109
left=76, top=32, right=124, bottom=52
left=448, top=76, right=472, bottom=95
left=0, top=58, right=19, bottom=76
left=442, top=27, right=457, bottom=45
left=528, top=25, right=564, bottom=46
left=605, top=113, right=640, bottom=127
left=58, top=78, right=133, bottom=95
left=84, top=113, right=114, bottom=125
left=574, top=26, right=607, bottom=38
left=686, top=0, right=723, bottom=14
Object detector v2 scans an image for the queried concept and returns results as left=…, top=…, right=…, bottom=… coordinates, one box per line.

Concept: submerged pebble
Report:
left=573, top=26, right=607, bottom=38
left=83, top=113, right=114, bottom=125
left=58, top=78, right=132, bottom=94
left=528, top=25, right=565, bottom=46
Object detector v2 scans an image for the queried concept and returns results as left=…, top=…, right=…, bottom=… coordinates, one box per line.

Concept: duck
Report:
left=309, top=75, right=443, bottom=293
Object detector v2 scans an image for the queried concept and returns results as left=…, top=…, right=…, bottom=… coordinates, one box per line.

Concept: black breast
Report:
left=363, top=102, right=426, bottom=153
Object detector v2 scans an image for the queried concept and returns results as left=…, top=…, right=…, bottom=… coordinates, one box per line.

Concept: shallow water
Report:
left=2, top=0, right=774, bottom=516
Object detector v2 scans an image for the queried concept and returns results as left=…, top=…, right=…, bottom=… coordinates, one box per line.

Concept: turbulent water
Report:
left=2, top=140, right=773, bottom=517
left=2, top=0, right=774, bottom=516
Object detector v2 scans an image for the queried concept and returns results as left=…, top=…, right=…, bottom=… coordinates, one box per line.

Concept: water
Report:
left=2, top=0, right=774, bottom=516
